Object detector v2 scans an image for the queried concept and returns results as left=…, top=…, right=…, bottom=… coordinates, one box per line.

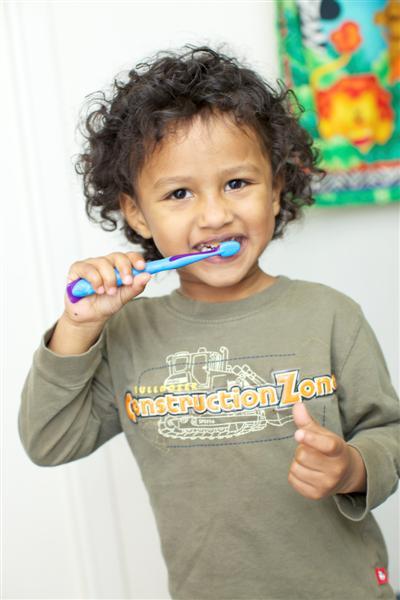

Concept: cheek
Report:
left=244, top=200, right=275, bottom=233
left=147, top=212, right=188, bottom=253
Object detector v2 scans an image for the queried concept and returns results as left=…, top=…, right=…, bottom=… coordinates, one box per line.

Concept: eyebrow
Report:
left=153, top=164, right=262, bottom=189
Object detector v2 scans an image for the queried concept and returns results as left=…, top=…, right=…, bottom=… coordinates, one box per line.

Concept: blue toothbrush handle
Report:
left=66, top=266, right=149, bottom=303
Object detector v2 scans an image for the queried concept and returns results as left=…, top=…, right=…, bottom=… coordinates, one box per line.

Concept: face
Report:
left=120, top=112, right=281, bottom=302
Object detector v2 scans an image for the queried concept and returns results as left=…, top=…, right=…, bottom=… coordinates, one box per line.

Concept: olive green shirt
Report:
left=19, top=276, right=400, bottom=599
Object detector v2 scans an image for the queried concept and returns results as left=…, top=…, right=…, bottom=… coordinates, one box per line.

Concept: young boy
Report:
left=20, top=46, right=399, bottom=599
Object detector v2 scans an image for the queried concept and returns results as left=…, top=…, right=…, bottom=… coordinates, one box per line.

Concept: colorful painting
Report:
left=277, top=0, right=400, bottom=205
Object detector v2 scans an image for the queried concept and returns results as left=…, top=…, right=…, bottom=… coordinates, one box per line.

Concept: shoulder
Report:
left=286, top=277, right=364, bottom=323
left=288, top=277, right=361, bottom=309
left=284, top=278, right=371, bottom=368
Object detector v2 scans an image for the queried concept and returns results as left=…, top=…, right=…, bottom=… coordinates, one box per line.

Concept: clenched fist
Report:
left=288, top=402, right=366, bottom=500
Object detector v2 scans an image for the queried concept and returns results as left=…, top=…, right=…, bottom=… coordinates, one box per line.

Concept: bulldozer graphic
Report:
left=158, top=346, right=293, bottom=440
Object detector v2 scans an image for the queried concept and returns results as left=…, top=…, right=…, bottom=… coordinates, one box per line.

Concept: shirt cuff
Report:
left=333, top=436, right=395, bottom=521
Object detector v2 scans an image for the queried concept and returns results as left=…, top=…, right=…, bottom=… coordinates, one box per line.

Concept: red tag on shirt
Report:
left=375, top=567, right=388, bottom=585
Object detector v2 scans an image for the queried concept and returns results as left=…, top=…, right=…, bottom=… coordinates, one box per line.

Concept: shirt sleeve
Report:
left=19, top=320, right=122, bottom=466
left=333, top=310, right=400, bottom=521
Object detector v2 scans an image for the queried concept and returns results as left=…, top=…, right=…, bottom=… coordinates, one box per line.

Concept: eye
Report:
left=226, top=179, right=249, bottom=191
left=166, top=188, right=193, bottom=200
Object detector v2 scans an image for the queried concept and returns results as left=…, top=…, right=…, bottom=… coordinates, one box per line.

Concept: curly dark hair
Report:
left=75, top=44, right=324, bottom=261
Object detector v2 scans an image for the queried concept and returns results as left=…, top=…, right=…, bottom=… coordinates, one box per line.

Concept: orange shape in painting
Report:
left=330, top=21, right=363, bottom=54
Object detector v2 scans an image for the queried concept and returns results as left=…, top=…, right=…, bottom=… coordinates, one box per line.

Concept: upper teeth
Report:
left=197, top=237, right=241, bottom=251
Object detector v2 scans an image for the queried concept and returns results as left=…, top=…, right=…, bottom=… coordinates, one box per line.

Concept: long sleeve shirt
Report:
left=19, top=275, right=400, bottom=599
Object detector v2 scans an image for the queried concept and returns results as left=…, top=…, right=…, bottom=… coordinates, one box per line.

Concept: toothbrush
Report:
left=66, top=240, right=241, bottom=303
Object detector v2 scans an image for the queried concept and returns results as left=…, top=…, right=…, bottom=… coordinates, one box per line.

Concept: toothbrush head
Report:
left=218, top=240, right=241, bottom=257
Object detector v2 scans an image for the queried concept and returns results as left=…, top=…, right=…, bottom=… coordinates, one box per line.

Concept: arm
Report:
left=19, top=248, right=154, bottom=466
left=341, top=445, right=366, bottom=493
left=333, top=311, right=400, bottom=520
left=47, top=311, right=105, bottom=355
left=19, top=314, right=122, bottom=466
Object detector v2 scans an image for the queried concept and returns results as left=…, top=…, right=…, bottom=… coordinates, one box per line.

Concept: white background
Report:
left=2, top=1, right=399, bottom=598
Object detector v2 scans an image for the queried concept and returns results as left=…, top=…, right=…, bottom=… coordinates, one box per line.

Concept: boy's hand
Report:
left=288, top=402, right=366, bottom=500
left=64, top=251, right=152, bottom=326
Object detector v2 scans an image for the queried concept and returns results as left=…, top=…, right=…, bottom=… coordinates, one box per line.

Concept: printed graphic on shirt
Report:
left=124, top=345, right=336, bottom=441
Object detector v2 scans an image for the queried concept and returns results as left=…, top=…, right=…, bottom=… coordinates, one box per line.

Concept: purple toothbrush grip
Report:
left=66, top=279, right=82, bottom=303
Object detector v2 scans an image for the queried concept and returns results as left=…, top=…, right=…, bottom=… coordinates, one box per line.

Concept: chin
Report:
left=198, top=272, right=247, bottom=289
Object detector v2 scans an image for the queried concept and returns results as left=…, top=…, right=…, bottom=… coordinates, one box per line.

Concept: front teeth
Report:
left=196, top=237, right=241, bottom=252
left=197, top=243, right=219, bottom=251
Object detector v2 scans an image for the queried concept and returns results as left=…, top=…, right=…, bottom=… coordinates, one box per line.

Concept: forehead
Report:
left=141, top=112, right=269, bottom=176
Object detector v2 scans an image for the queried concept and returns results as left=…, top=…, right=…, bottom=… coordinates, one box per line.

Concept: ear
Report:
left=272, top=179, right=282, bottom=217
left=119, top=193, right=152, bottom=239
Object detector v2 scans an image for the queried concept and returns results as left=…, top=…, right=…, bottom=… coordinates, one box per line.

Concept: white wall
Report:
left=2, top=1, right=399, bottom=598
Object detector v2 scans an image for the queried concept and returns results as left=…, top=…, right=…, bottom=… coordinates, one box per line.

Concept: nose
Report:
left=196, top=193, right=234, bottom=229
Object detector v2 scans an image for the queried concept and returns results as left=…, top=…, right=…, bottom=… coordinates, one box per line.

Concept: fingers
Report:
left=294, top=444, right=324, bottom=472
left=290, top=434, right=347, bottom=498
left=288, top=470, right=328, bottom=500
left=289, top=453, right=342, bottom=500
left=288, top=458, right=346, bottom=499
left=114, top=252, right=146, bottom=287
left=292, top=402, right=318, bottom=430
left=292, top=402, right=342, bottom=457
left=68, top=252, right=147, bottom=296
left=118, top=270, right=152, bottom=306
left=295, top=429, right=342, bottom=457
left=290, top=403, right=351, bottom=500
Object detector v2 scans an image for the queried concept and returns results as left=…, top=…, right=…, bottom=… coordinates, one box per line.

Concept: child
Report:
left=20, top=46, right=399, bottom=599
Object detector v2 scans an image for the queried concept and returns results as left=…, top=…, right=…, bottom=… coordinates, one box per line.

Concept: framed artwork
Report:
left=277, top=0, right=400, bottom=205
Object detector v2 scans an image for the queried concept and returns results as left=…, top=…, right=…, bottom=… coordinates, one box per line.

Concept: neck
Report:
left=178, top=266, right=277, bottom=303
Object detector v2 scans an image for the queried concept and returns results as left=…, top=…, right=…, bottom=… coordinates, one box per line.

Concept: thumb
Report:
left=292, top=402, right=318, bottom=431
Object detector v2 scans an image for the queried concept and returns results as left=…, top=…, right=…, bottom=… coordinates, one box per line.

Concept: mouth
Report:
left=193, top=235, right=246, bottom=252
left=193, top=236, right=247, bottom=267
